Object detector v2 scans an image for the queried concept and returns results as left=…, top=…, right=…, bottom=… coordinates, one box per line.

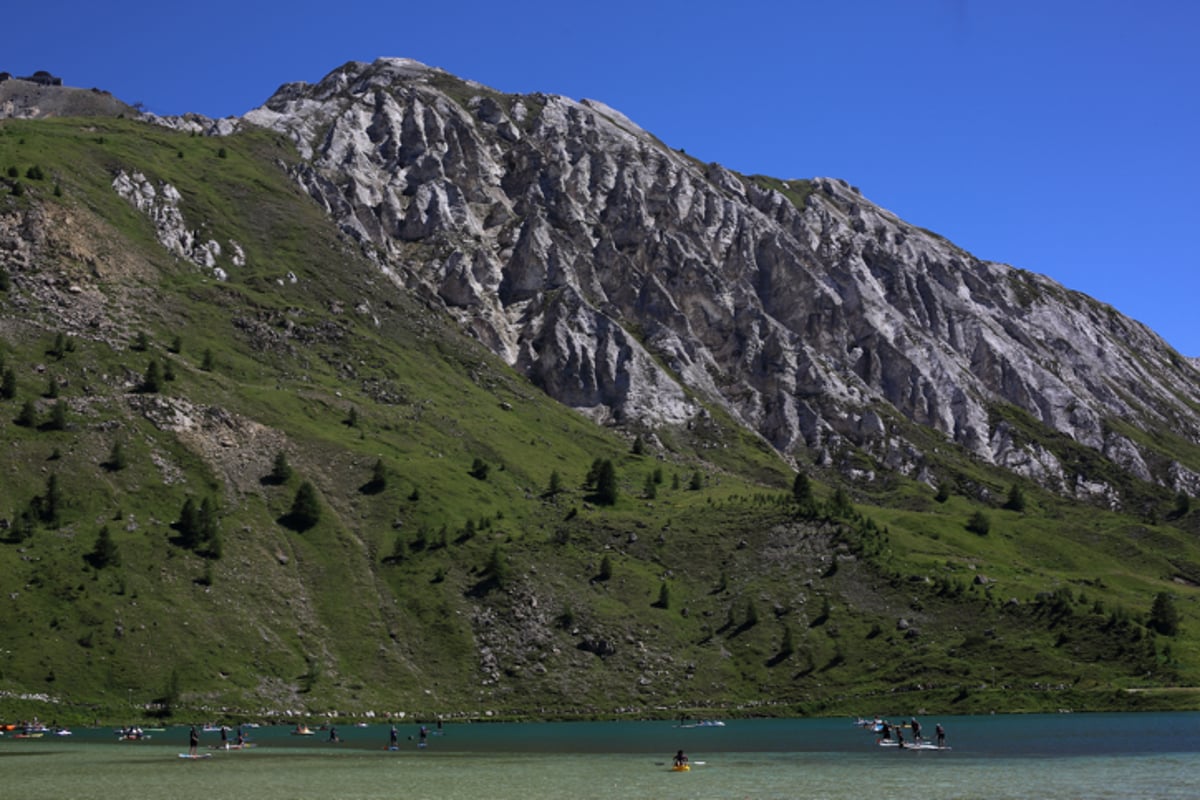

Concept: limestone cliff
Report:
left=231, top=58, right=1200, bottom=500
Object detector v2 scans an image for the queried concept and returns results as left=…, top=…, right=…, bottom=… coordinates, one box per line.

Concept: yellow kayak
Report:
left=671, top=764, right=690, bottom=772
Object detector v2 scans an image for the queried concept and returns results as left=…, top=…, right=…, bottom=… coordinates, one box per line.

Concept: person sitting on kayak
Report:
left=673, top=749, right=688, bottom=767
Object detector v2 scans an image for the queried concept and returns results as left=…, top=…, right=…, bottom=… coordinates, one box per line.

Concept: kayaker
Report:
left=673, top=749, right=688, bottom=768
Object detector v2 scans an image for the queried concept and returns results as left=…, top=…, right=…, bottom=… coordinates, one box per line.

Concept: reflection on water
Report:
left=1, top=713, right=1198, bottom=800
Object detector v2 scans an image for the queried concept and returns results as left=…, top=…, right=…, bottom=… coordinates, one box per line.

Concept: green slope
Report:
left=1, top=117, right=1198, bottom=725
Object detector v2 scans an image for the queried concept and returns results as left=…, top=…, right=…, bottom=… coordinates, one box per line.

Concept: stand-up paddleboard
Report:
left=179, top=753, right=212, bottom=759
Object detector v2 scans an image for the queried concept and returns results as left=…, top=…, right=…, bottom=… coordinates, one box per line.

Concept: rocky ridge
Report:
left=196, top=59, right=1200, bottom=500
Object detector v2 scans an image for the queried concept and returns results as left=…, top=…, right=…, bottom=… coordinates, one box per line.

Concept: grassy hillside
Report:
left=1, top=117, right=1198, bottom=725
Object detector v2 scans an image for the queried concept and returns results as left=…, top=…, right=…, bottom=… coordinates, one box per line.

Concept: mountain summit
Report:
left=234, top=57, right=1199, bottom=502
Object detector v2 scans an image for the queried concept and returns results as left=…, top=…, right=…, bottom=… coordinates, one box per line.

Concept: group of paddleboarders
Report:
left=873, top=717, right=947, bottom=749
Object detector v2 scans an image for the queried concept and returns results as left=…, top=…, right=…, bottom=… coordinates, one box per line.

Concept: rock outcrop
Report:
left=227, top=58, right=1200, bottom=498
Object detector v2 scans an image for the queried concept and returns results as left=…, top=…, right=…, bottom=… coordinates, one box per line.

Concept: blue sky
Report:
left=7, top=1, right=1199, bottom=355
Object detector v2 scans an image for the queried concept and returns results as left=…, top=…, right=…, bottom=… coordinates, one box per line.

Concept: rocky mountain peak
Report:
left=233, top=59, right=1200, bottom=502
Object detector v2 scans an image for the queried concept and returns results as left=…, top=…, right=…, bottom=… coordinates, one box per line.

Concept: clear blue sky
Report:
left=8, top=1, right=1199, bottom=355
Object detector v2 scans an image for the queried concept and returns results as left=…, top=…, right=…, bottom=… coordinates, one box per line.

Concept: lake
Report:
left=2, top=712, right=1197, bottom=799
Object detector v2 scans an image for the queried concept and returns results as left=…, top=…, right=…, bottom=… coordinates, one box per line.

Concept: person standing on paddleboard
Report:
left=188, top=725, right=199, bottom=756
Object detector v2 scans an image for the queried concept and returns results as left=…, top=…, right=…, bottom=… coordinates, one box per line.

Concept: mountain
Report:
left=0, top=61, right=1198, bottom=724
left=234, top=58, right=1200, bottom=505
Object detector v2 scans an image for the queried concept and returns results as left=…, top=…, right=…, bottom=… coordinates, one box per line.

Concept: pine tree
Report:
left=595, top=459, right=618, bottom=505
left=655, top=582, right=671, bottom=609
left=689, top=470, right=703, bottom=491
left=792, top=472, right=813, bottom=504
left=177, top=498, right=200, bottom=549
left=286, top=481, right=322, bottom=531
left=269, top=450, right=293, bottom=484
left=1148, top=592, right=1181, bottom=636
left=15, top=399, right=37, bottom=427
left=547, top=469, right=562, bottom=495
left=1, top=367, right=16, bottom=399
left=88, top=525, right=121, bottom=568
left=371, top=458, right=387, bottom=488
left=198, top=497, right=220, bottom=556
left=486, top=544, right=510, bottom=589
left=1004, top=483, right=1026, bottom=512
left=780, top=624, right=795, bottom=656
left=39, top=473, right=62, bottom=527
left=584, top=457, right=604, bottom=490
left=598, top=554, right=613, bottom=581
left=141, top=360, right=162, bottom=393
left=106, top=440, right=127, bottom=471
left=643, top=472, right=657, bottom=499
left=46, top=400, right=67, bottom=431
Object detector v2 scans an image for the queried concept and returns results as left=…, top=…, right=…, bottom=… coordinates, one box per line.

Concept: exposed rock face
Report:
left=0, top=78, right=133, bottom=118
left=229, top=58, right=1200, bottom=497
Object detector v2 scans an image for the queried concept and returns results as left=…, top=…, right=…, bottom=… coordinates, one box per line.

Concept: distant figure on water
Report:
left=911, top=717, right=922, bottom=743
left=935, top=723, right=946, bottom=748
left=390, top=726, right=398, bottom=748
left=188, top=725, right=199, bottom=756
left=673, top=749, right=689, bottom=768
left=327, top=726, right=340, bottom=743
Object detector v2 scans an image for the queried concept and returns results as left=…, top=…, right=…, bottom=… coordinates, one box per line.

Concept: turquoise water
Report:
left=3, top=713, right=1198, bottom=799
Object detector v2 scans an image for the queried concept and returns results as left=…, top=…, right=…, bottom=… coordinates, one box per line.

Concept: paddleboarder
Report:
left=188, top=725, right=199, bottom=756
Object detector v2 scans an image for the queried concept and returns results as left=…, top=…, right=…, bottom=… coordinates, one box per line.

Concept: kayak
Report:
left=671, top=764, right=691, bottom=772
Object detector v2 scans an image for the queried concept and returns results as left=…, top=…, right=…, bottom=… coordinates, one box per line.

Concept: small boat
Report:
left=291, top=726, right=315, bottom=736
left=671, top=764, right=691, bottom=772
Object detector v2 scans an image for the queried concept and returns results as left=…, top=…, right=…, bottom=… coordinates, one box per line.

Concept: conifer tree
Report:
left=1148, top=592, right=1181, bottom=636
left=46, top=400, right=67, bottom=431
left=141, top=360, right=162, bottom=393
left=486, top=544, right=510, bottom=589
left=286, top=481, right=322, bottom=531
left=39, top=473, right=62, bottom=527
left=0, top=367, right=16, bottom=399
left=269, top=450, right=293, bottom=484
left=15, top=399, right=37, bottom=427
left=1004, top=483, right=1026, bottom=512
left=792, top=472, right=813, bottom=504
left=177, top=497, right=200, bottom=549
left=88, top=525, right=120, bottom=568
left=106, top=440, right=127, bottom=471
left=595, top=459, right=618, bottom=505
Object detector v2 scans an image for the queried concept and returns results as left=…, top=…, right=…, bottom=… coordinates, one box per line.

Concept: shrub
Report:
left=966, top=510, right=991, bottom=536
